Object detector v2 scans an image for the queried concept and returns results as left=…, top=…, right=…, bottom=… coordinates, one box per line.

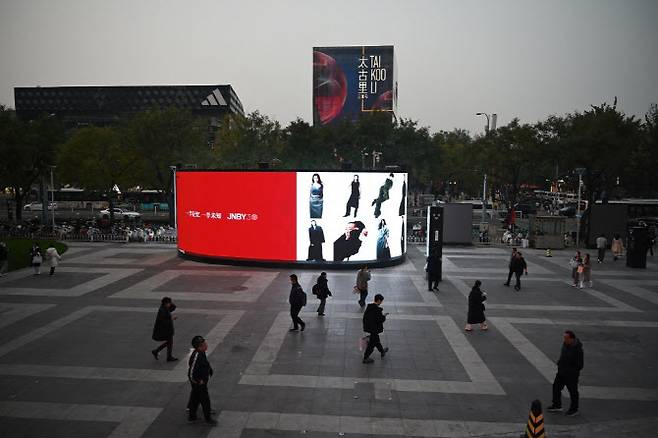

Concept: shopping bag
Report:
left=352, top=286, right=360, bottom=294
left=358, top=335, right=370, bottom=352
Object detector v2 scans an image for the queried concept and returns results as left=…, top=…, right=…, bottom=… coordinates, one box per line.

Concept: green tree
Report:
left=0, top=107, right=64, bottom=222
left=542, top=100, right=641, bottom=204
left=121, top=107, right=210, bottom=221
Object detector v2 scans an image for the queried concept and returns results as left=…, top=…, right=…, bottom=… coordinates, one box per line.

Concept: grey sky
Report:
left=1, top=0, right=657, bottom=135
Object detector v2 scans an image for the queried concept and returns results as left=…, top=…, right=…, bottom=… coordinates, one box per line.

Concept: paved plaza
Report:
left=1, top=242, right=657, bottom=437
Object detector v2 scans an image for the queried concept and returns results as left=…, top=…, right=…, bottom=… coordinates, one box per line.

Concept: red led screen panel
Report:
left=176, top=171, right=297, bottom=261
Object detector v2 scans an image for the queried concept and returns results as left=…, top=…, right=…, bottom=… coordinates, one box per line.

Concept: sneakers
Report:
left=362, top=358, right=374, bottom=364
left=503, top=283, right=509, bottom=286
left=565, top=409, right=579, bottom=417
left=300, top=323, right=306, bottom=331
left=547, top=405, right=562, bottom=412
left=381, top=347, right=389, bottom=358
left=166, top=356, right=178, bottom=362
left=289, top=328, right=299, bottom=331
left=151, top=349, right=159, bottom=360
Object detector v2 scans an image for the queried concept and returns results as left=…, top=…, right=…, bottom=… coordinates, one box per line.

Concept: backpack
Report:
left=302, top=290, right=307, bottom=306
left=312, top=284, right=319, bottom=295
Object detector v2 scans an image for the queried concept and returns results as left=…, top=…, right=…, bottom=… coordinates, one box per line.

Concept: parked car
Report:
left=23, top=202, right=57, bottom=211
left=559, top=206, right=576, bottom=217
left=98, top=208, right=141, bottom=220
left=513, top=202, right=537, bottom=216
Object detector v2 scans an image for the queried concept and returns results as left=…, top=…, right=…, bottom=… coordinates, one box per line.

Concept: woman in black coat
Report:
left=151, top=296, right=178, bottom=361
left=465, top=280, right=488, bottom=331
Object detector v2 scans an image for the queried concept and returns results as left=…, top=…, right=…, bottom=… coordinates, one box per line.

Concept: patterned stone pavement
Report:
left=1, top=241, right=657, bottom=437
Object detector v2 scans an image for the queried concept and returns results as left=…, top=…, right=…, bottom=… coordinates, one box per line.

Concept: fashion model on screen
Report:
left=309, top=173, right=324, bottom=218
left=344, top=175, right=360, bottom=217
left=307, top=220, right=325, bottom=261
left=333, top=220, right=368, bottom=261
left=372, top=173, right=394, bottom=218
left=399, top=175, right=406, bottom=216
left=376, top=219, right=391, bottom=260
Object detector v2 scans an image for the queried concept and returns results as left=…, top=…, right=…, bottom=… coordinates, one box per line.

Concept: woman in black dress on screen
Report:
left=309, top=173, right=324, bottom=218
left=344, top=175, right=360, bottom=217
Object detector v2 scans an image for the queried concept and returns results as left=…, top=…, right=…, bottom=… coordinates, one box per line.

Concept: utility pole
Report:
left=575, top=168, right=585, bottom=248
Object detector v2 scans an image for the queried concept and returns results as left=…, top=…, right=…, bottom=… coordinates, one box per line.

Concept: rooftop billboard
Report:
left=313, top=45, right=396, bottom=125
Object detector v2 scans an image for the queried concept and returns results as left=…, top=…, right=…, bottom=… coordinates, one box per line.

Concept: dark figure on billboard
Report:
left=307, top=220, right=325, bottom=261
left=401, top=222, right=406, bottom=255
left=399, top=177, right=406, bottom=216
left=376, top=219, right=391, bottom=260
left=309, top=173, right=324, bottom=218
left=344, top=175, right=360, bottom=217
left=334, top=221, right=368, bottom=261
left=372, top=173, right=394, bottom=218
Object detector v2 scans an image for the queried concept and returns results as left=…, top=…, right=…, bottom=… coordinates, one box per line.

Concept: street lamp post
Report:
left=575, top=168, right=585, bottom=248
left=50, top=166, right=56, bottom=230
left=169, top=166, right=177, bottom=230
left=476, top=112, right=490, bottom=133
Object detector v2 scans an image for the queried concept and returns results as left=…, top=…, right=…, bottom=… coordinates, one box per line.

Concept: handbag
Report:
left=32, top=254, right=42, bottom=265
left=353, top=285, right=360, bottom=294
left=577, top=265, right=584, bottom=274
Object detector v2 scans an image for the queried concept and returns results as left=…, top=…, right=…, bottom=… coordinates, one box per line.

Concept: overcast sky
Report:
left=1, top=0, right=657, bottom=135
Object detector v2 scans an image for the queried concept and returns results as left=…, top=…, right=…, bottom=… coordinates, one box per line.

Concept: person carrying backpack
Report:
left=312, top=272, right=332, bottom=316
left=289, top=274, right=307, bottom=331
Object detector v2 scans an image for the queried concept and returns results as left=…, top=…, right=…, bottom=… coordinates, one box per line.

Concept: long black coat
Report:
left=152, top=304, right=176, bottom=341
left=314, top=276, right=331, bottom=299
left=467, top=287, right=486, bottom=324
left=289, top=284, right=306, bottom=308
left=557, top=339, right=584, bottom=377
left=363, top=303, right=386, bottom=334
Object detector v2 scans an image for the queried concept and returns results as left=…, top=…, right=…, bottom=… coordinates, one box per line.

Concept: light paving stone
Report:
left=0, top=401, right=161, bottom=438
left=490, top=316, right=658, bottom=401
left=0, top=267, right=142, bottom=297
left=240, top=311, right=504, bottom=396
left=65, top=247, right=177, bottom=265
left=0, top=305, right=243, bottom=382
left=446, top=276, right=641, bottom=313
left=0, top=302, right=55, bottom=329
left=109, top=269, right=277, bottom=302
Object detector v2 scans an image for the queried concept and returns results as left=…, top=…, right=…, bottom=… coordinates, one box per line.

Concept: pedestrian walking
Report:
left=547, top=330, right=584, bottom=417
left=151, top=297, right=178, bottom=361
left=289, top=274, right=306, bottom=331
left=579, top=254, right=592, bottom=288
left=362, top=293, right=389, bottom=364
left=187, top=335, right=217, bottom=426
left=45, top=245, right=62, bottom=276
left=503, top=247, right=518, bottom=287
left=595, top=234, right=607, bottom=263
left=425, top=250, right=440, bottom=291
left=611, top=234, right=624, bottom=261
left=355, top=265, right=371, bottom=307
left=569, top=251, right=582, bottom=287
left=312, top=272, right=332, bottom=316
left=510, top=251, right=528, bottom=291
left=29, top=243, right=42, bottom=275
left=465, top=280, right=488, bottom=331
left=0, top=241, right=8, bottom=277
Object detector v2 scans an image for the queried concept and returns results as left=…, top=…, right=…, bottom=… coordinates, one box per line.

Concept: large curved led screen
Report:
left=176, top=171, right=407, bottom=264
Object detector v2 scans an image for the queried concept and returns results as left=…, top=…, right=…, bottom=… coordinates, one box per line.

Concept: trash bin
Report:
left=626, top=226, right=648, bottom=269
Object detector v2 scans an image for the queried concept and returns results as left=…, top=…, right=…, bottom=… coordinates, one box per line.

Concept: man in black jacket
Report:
left=151, top=297, right=178, bottom=361
left=289, top=274, right=306, bottom=331
left=510, top=251, right=528, bottom=291
left=187, top=335, right=216, bottom=425
left=312, top=272, right=331, bottom=316
left=548, top=330, right=584, bottom=416
left=362, top=294, right=389, bottom=364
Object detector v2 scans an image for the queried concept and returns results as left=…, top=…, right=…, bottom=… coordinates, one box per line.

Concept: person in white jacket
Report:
left=46, top=246, right=62, bottom=276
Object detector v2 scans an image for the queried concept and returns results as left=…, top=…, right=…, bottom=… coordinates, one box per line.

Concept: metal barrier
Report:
left=0, top=231, right=177, bottom=244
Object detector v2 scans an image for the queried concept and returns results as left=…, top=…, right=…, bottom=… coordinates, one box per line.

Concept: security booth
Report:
left=529, top=216, right=566, bottom=249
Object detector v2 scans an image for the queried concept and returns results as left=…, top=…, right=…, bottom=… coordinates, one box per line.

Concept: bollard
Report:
left=522, top=399, right=545, bottom=438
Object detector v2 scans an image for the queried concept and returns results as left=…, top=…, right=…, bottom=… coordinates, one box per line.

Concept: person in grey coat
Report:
left=356, top=266, right=371, bottom=307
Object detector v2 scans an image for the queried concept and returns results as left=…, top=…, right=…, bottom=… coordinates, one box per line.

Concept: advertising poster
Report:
left=313, top=45, right=396, bottom=125
left=176, top=171, right=407, bottom=264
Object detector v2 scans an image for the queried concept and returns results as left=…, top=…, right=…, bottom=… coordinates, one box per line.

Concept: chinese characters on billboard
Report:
left=313, top=45, right=397, bottom=125
left=176, top=171, right=407, bottom=265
